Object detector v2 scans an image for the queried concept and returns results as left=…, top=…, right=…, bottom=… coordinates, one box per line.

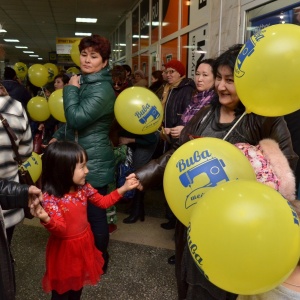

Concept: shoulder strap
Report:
left=0, top=112, right=23, bottom=165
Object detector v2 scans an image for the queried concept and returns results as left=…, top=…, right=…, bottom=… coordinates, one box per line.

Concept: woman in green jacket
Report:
left=52, top=35, right=116, bottom=272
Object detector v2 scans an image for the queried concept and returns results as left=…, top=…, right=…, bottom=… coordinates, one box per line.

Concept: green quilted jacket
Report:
left=53, top=67, right=116, bottom=187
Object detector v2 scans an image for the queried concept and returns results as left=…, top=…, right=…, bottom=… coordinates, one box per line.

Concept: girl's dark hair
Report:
left=42, top=141, right=88, bottom=197
left=195, top=58, right=215, bottom=73
left=54, top=74, right=70, bottom=85
left=79, top=34, right=111, bottom=62
left=151, top=70, right=163, bottom=83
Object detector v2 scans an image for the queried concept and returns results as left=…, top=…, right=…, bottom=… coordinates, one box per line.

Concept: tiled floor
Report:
left=11, top=188, right=178, bottom=300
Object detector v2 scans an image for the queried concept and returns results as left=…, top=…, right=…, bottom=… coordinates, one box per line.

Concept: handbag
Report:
left=0, top=112, right=35, bottom=218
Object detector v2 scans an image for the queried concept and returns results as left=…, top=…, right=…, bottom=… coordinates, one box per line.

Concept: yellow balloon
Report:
left=48, top=89, right=66, bottom=122
left=234, top=24, right=300, bottom=116
left=114, top=87, right=163, bottom=134
left=188, top=180, right=300, bottom=295
left=66, top=67, right=80, bottom=75
left=44, top=63, right=59, bottom=82
left=28, top=64, right=49, bottom=87
left=163, top=138, right=256, bottom=226
left=27, top=96, right=50, bottom=121
left=14, top=62, right=28, bottom=80
left=70, top=40, right=81, bottom=67
left=22, top=152, right=42, bottom=182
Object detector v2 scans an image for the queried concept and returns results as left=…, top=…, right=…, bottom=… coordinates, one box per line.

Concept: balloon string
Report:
left=223, top=111, right=246, bottom=141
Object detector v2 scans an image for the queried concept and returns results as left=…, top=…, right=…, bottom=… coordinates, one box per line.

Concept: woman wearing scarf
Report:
left=180, top=58, right=215, bottom=127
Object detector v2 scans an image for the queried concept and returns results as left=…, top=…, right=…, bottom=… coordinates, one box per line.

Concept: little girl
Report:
left=30, top=141, right=139, bottom=299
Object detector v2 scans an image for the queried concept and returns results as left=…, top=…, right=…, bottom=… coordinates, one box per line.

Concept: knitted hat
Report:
left=164, top=59, right=186, bottom=77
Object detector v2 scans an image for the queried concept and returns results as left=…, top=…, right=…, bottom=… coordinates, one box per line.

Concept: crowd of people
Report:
left=0, top=34, right=300, bottom=300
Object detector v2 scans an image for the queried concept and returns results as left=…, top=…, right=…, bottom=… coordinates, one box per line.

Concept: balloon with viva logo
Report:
left=187, top=180, right=300, bottom=295
left=234, top=24, right=300, bottom=116
left=163, top=137, right=256, bottom=226
left=114, top=87, right=163, bottom=134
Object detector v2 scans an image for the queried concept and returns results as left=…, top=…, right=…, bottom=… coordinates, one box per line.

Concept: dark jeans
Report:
left=51, top=288, right=83, bottom=300
left=87, top=185, right=109, bottom=268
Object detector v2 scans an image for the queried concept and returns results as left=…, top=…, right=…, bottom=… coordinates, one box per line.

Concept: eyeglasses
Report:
left=113, top=82, right=123, bottom=87
left=164, top=69, right=176, bottom=75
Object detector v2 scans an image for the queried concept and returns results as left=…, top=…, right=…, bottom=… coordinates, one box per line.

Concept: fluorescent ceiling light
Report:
left=76, top=18, right=97, bottom=23
left=29, top=55, right=39, bottom=57
left=4, top=39, right=19, bottom=42
left=23, top=51, right=34, bottom=53
left=75, top=32, right=92, bottom=36
left=38, top=58, right=43, bottom=60
left=152, top=22, right=168, bottom=26
left=132, top=35, right=149, bottom=39
left=0, top=29, right=7, bottom=33
left=15, top=46, right=28, bottom=49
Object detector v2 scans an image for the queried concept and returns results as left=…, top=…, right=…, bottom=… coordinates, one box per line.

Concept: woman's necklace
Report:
left=283, top=281, right=300, bottom=287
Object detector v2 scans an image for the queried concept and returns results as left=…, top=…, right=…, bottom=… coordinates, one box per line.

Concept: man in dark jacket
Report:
left=0, top=179, right=42, bottom=300
left=1, top=67, right=31, bottom=108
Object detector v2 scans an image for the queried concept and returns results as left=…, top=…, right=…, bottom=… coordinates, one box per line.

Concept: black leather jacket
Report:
left=0, top=180, right=29, bottom=300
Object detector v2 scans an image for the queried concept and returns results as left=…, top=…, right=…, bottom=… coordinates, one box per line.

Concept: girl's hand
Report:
left=117, top=175, right=140, bottom=195
left=126, top=173, right=144, bottom=191
left=30, top=204, right=50, bottom=223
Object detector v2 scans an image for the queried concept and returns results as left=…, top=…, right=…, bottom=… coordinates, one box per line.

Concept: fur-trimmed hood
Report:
left=235, top=139, right=296, bottom=201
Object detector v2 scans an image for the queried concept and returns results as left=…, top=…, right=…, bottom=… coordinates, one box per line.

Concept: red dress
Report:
left=41, top=183, right=122, bottom=294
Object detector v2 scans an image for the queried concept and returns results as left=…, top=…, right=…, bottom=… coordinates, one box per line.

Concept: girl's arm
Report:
left=87, top=177, right=139, bottom=209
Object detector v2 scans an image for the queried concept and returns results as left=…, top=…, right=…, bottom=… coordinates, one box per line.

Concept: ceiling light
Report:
left=23, top=51, right=34, bottom=53
left=75, top=32, right=92, bottom=36
left=38, top=58, right=43, bottom=60
left=15, top=46, right=28, bottom=49
left=76, top=18, right=97, bottom=23
left=4, top=39, right=19, bottom=42
left=29, top=55, right=39, bottom=57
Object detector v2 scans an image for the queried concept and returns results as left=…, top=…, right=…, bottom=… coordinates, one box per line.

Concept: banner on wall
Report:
left=187, top=24, right=208, bottom=78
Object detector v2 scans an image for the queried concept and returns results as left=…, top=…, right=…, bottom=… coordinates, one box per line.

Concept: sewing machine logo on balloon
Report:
left=114, top=87, right=163, bottom=135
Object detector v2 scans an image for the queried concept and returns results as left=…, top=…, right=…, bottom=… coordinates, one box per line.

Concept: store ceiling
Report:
left=0, top=0, right=138, bottom=64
